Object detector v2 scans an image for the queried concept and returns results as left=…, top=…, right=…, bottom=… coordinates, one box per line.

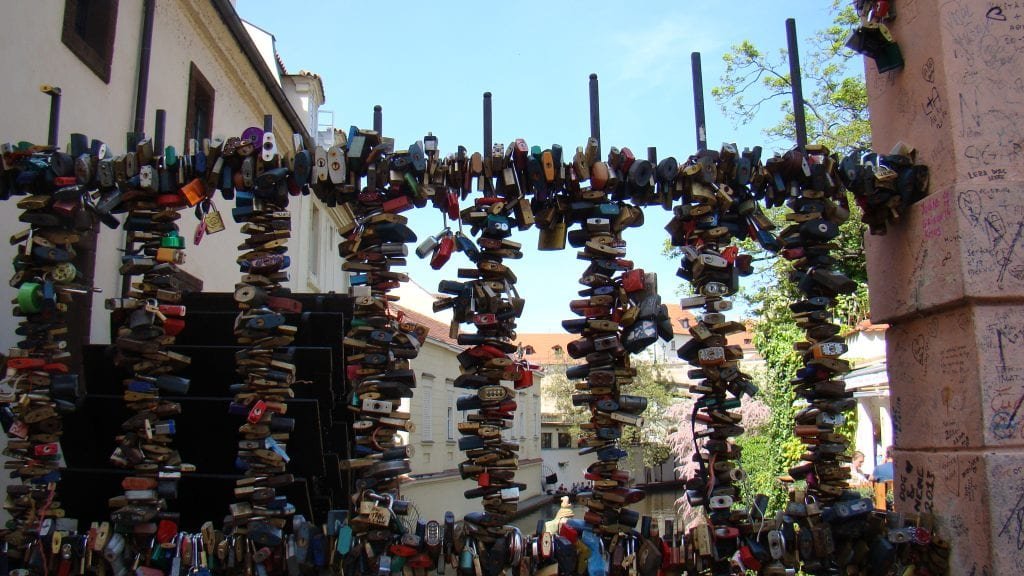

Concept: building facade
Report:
left=392, top=282, right=544, bottom=522
left=0, top=0, right=350, bottom=353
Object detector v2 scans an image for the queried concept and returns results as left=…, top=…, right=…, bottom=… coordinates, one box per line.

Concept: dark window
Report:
left=185, top=63, right=215, bottom=146
left=557, top=432, right=572, bottom=449
left=62, top=0, right=119, bottom=83
left=541, top=433, right=552, bottom=450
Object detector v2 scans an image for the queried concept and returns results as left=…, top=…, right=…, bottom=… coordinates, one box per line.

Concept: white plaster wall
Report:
left=0, top=1, right=306, bottom=349
left=400, top=461, right=542, bottom=524
left=846, top=330, right=887, bottom=362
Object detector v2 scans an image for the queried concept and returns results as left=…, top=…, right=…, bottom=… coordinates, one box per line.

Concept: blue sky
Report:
left=238, top=1, right=851, bottom=333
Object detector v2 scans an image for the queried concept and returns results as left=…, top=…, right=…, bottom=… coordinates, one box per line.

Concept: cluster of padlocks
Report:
left=666, top=144, right=763, bottom=573
left=0, top=139, right=98, bottom=564
left=1, top=109, right=955, bottom=574
left=838, top=144, right=930, bottom=235
left=550, top=142, right=668, bottom=544
left=225, top=123, right=305, bottom=557
left=105, top=133, right=211, bottom=546
left=431, top=142, right=534, bottom=573
left=329, top=127, right=428, bottom=575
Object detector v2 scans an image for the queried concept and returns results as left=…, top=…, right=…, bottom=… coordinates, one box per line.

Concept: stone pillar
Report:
left=878, top=402, right=893, bottom=457
left=863, top=1, right=1024, bottom=573
left=856, top=400, right=877, bottom=473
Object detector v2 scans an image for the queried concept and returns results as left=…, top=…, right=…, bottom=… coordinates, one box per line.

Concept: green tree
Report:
left=540, top=352, right=678, bottom=471
left=707, top=1, right=873, bottom=513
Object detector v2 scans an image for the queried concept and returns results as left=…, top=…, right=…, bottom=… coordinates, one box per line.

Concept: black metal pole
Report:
left=691, top=52, right=708, bottom=152
left=483, top=92, right=492, bottom=157
left=588, top=73, right=601, bottom=158
left=154, top=109, right=166, bottom=152
left=132, top=0, right=155, bottom=137
left=263, top=114, right=273, bottom=133
left=373, top=105, right=382, bottom=134
left=786, top=18, right=808, bottom=150
left=42, top=85, right=62, bottom=147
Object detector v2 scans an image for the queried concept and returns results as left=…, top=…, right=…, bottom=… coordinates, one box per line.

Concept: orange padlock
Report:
left=180, top=178, right=206, bottom=207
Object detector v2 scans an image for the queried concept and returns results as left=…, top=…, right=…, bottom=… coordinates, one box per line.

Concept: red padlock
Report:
left=34, top=443, right=60, bottom=457
left=247, top=400, right=267, bottom=424
left=430, top=233, right=454, bottom=270
left=446, top=190, right=460, bottom=220
left=163, top=318, right=186, bottom=337
left=621, top=268, right=645, bottom=292
left=382, top=195, right=412, bottom=214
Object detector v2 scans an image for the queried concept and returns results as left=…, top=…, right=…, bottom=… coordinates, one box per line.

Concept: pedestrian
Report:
left=850, top=451, right=870, bottom=486
left=871, top=446, right=894, bottom=482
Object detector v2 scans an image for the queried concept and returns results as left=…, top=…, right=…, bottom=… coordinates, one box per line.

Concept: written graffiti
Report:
left=898, top=460, right=936, bottom=513
left=998, top=488, right=1024, bottom=550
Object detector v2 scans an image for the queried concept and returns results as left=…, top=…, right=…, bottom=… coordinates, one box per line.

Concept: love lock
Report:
left=367, top=495, right=394, bottom=528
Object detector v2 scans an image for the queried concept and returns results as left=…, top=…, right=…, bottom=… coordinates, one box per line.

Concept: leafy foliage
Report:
left=540, top=352, right=679, bottom=470
left=711, top=0, right=870, bottom=153
left=693, top=1, right=873, bottom=515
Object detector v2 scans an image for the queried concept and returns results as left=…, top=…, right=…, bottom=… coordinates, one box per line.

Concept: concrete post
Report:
left=863, top=1, right=1024, bottom=572
left=856, top=400, right=876, bottom=474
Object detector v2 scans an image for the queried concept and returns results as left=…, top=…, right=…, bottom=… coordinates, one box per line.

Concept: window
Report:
left=542, top=433, right=552, bottom=449
left=420, top=376, right=433, bottom=442
left=62, top=0, right=119, bottom=83
left=185, top=63, right=215, bottom=146
left=446, top=388, right=456, bottom=441
left=557, top=432, right=572, bottom=449
left=744, top=338, right=753, bottom=345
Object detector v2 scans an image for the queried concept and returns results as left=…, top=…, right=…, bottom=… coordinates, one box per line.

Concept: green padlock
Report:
left=161, top=231, right=184, bottom=249
left=16, top=282, right=42, bottom=314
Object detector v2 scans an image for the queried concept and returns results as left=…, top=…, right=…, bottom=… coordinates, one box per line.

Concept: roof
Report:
left=212, top=0, right=312, bottom=144
left=391, top=304, right=463, bottom=350
left=664, top=303, right=698, bottom=335
left=516, top=333, right=581, bottom=366
left=292, top=70, right=326, bottom=101
left=727, top=327, right=756, bottom=351
left=844, top=319, right=890, bottom=337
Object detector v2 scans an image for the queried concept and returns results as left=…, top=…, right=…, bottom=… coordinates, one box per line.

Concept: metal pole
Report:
left=41, top=85, right=62, bottom=147
left=691, top=52, right=708, bottom=152
left=588, top=73, right=601, bottom=158
left=373, top=105, right=382, bottom=134
left=483, top=92, right=492, bottom=157
left=786, top=18, right=808, bottom=150
left=154, top=109, right=166, bottom=152
left=132, top=0, right=155, bottom=137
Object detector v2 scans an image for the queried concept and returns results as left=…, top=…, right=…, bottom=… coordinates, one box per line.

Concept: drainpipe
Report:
left=122, top=0, right=156, bottom=297
left=133, top=0, right=156, bottom=139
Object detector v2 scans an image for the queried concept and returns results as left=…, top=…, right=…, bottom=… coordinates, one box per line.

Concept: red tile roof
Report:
left=846, top=319, right=890, bottom=335
left=664, top=303, right=699, bottom=335
left=515, top=333, right=581, bottom=366
left=392, top=304, right=463, bottom=350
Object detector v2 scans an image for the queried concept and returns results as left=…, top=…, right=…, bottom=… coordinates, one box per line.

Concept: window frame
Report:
left=61, top=0, right=120, bottom=84
left=557, top=432, right=572, bottom=449
left=185, top=62, right=216, bottom=147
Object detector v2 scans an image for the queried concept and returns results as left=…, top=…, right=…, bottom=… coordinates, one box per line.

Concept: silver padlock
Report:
left=261, top=132, right=277, bottom=162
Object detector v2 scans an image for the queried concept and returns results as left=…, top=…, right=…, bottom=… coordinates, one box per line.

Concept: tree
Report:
left=540, top=351, right=680, bottom=471
left=711, top=0, right=869, bottom=153
left=703, top=1, right=872, bottom=513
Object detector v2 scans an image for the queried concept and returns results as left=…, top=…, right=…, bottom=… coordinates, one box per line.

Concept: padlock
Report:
left=430, top=233, right=455, bottom=270
left=204, top=202, right=226, bottom=234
